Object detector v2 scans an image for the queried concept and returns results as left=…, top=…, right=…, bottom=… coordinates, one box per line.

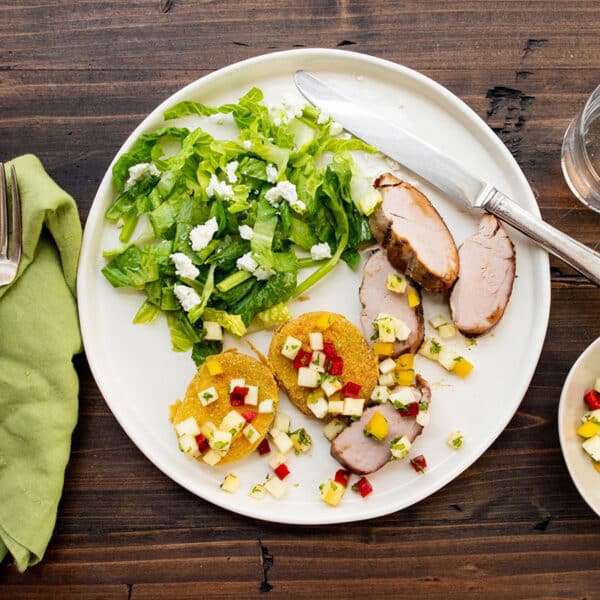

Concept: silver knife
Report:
left=295, top=70, right=600, bottom=286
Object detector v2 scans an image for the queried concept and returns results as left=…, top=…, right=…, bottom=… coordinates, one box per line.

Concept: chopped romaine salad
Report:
left=102, top=87, right=381, bottom=364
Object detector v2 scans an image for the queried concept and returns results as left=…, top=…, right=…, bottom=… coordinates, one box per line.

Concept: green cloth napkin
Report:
left=0, top=154, right=82, bottom=572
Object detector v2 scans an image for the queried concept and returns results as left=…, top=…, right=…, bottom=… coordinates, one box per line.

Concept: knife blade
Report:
left=294, top=70, right=600, bottom=286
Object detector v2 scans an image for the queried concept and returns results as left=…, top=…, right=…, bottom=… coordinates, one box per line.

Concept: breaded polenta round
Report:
left=171, top=350, right=278, bottom=465
left=268, top=312, right=378, bottom=418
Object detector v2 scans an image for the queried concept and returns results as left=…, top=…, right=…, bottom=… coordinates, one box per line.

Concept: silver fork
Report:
left=0, top=163, right=22, bottom=286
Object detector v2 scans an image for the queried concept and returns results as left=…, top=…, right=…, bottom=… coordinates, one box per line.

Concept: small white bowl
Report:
left=558, top=337, right=600, bottom=516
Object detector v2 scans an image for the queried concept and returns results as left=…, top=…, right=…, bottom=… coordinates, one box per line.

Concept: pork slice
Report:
left=331, top=376, right=431, bottom=475
left=360, top=250, right=424, bottom=357
left=370, top=173, right=459, bottom=293
left=449, top=214, right=515, bottom=336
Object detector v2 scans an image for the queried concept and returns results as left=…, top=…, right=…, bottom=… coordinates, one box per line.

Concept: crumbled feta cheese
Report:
left=236, top=252, right=258, bottom=273
left=235, top=251, right=273, bottom=280
left=329, top=121, right=344, bottom=136
left=171, top=252, right=200, bottom=280
left=238, top=224, right=254, bottom=240
left=243, top=140, right=252, bottom=150
left=225, top=160, right=239, bottom=184
left=281, top=94, right=305, bottom=123
left=265, top=181, right=305, bottom=212
left=173, top=284, right=202, bottom=312
left=206, top=173, right=234, bottom=199
left=310, top=242, right=332, bottom=261
left=253, top=266, right=275, bottom=281
left=317, top=111, right=330, bottom=125
left=266, top=164, right=278, bottom=183
left=189, top=217, right=218, bottom=251
left=124, top=162, right=160, bottom=191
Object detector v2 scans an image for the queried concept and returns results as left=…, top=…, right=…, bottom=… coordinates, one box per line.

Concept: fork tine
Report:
left=9, top=166, right=22, bottom=266
left=0, top=163, right=7, bottom=259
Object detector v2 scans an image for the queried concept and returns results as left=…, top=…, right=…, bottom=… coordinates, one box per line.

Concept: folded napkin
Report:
left=0, top=155, right=82, bottom=572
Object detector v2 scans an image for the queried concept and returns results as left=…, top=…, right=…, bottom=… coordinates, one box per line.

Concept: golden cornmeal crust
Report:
left=171, top=350, right=278, bottom=465
left=268, top=311, right=378, bottom=418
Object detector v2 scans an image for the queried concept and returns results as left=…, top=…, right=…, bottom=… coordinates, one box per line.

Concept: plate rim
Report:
left=78, top=47, right=551, bottom=524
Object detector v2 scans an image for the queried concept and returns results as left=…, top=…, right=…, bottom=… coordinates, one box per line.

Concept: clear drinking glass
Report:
left=561, top=84, right=600, bottom=212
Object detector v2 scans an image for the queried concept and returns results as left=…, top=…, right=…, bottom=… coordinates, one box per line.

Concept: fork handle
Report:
left=484, top=190, right=600, bottom=286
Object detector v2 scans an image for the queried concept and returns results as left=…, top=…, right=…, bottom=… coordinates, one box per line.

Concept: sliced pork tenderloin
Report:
left=449, top=214, right=515, bottom=336
left=331, top=375, right=431, bottom=475
left=370, top=173, right=459, bottom=292
left=360, top=249, right=424, bottom=357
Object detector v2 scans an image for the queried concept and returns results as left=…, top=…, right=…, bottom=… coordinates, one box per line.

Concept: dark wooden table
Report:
left=2, top=1, right=600, bottom=598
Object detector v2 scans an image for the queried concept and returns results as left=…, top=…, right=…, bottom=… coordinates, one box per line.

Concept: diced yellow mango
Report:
left=320, top=479, right=346, bottom=506
left=396, top=353, right=414, bottom=370
left=452, top=357, right=474, bottom=378
left=593, top=461, right=600, bottom=473
left=364, top=411, right=388, bottom=441
left=407, top=288, right=420, bottom=308
left=396, top=369, right=415, bottom=386
left=373, top=342, right=395, bottom=356
left=206, top=357, right=223, bottom=375
left=315, top=313, right=334, bottom=331
left=307, top=389, right=325, bottom=404
left=168, top=400, right=181, bottom=423
left=577, top=421, right=600, bottom=439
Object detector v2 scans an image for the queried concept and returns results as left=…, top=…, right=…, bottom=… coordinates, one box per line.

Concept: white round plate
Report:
left=558, top=337, right=600, bottom=516
left=78, top=49, right=550, bottom=524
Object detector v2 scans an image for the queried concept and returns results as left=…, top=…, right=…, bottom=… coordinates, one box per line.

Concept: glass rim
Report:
left=578, top=84, right=600, bottom=180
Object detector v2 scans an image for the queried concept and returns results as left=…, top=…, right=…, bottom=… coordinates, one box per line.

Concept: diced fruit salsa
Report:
left=577, top=378, right=600, bottom=473
left=171, top=310, right=471, bottom=508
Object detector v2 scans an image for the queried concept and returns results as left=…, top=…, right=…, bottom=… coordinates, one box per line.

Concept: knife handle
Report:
left=483, top=189, right=600, bottom=286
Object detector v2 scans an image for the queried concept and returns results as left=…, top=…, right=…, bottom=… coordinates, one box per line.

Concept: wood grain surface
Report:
left=1, top=1, right=600, bottom=598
